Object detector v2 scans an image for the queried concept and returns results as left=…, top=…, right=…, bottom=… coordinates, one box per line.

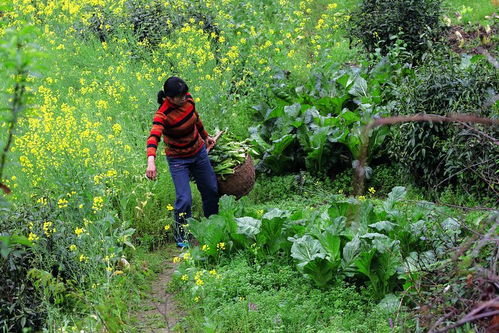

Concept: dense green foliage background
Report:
left=0, top=0, right=497, bottom=331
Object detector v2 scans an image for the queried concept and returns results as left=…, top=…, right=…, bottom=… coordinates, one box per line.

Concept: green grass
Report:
left=444, top=0, right=498, bottom=24
left=172, top=255, right=398, bottom=333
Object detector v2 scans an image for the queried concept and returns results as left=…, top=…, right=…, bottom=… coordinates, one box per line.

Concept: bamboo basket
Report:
left=216, top=154, right=255, bottom=200
left=208, top=131, right=256, bottom=199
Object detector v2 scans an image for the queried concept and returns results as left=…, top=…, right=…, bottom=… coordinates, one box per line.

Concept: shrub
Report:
left=387, top=50, right=498, bottom=201
left=125, top=0, right=173, bottom=46
left=0, top=236, right=46, bottom=332
left=348, top=0, right=443, bottom=60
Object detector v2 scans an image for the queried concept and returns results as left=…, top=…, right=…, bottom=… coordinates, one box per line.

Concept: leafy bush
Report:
left=348, top=0, right=444, bottom=59
left=387, top=51, right=499, bottom=200
left=125, top=0, right=174, bottom=46
left=367, top=164, right=412, bottom=197
left=250, top=65, right=392, bottom=177
left=180, top=188, right=470, bottom=299
left=408, top=212, right=499, bottom=331
left=74, top=0, right=219, bottom=49
left=0, top=198, right=137, bottom=330
left=0, top=235, right=45, bottom=332
left=187, top=196, right=302, bottom=259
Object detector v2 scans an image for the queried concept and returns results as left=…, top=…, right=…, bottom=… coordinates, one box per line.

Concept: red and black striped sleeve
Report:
left=147, top=111, right=166, bottom=157
left=195, top=113, right=209, bottom=140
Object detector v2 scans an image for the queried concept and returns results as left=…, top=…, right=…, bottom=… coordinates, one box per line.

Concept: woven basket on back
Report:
left=217, top=154, right=255, bottom=200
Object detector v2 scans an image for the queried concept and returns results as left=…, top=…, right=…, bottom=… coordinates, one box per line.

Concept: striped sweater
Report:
left=147, top=93, right=209, bottom=158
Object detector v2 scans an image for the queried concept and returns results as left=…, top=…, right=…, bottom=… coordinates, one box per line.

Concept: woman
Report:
left=145, top=76, right=219, bottom=247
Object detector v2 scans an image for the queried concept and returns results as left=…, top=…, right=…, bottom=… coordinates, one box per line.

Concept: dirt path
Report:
left=133, top=246, right=184, bottom=332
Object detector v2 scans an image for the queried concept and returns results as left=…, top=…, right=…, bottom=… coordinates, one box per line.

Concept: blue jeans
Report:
left=166, top=146, right=219, bottom=242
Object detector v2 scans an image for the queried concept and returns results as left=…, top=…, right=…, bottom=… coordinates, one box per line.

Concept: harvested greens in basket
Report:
left=209, top=134, right=256, bottom=178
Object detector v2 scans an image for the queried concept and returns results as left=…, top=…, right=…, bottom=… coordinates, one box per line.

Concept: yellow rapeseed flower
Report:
left=92, top=196, right=104, bottom=212
left=43, top=221, right=54, bottom=237
left=69, top=244, right=77, bottom=251
left=28, top=232, right=39, bottom=242
left=167, top=204, right=174, bottom=211
left=74, top=227, right=85, bottom=236
left=164, top=224, right=171, bottom=231
left=112, top=123, right=121, bottom=133
left=57, top=198, right=69, bottom=208
left=173, top=256, right=181, bottom=263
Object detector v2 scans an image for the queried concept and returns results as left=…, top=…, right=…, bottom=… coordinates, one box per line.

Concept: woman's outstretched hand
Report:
left=206, top=136, right=216, bottom=152
left=146, top=156, right=157, bottom=180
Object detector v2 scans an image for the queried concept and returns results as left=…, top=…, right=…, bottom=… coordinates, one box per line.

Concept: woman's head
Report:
left=157, top=76, right=189, bottom=106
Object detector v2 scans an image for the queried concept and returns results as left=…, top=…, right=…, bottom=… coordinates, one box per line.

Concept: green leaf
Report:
left=316, top=227, right=342, bottom=262
left=258, top=208, right=290, bottom=254
left=383, top=186, right=406, bottom=213
left=188, top=215, right=227, bottom=256
left=441, top=217, right=461, bottom=237
left=354, top=249, right=376, bottom=279
left=342, top=235, right=361, bottom=268
left=303, top=258, right=335, bottom=287
left=360, top=232, right=388, bottom=240
left=328, top=200, right=351, bottom=218
left=283, top=103, right=302, bottom=118
left=327, top=216, right=347, bottom=235
left=369, top=126, right=389, bottom=152
left=289, top=235, right=337, bottom=287
left=328, top=127, right=348, bottom=143
left=346, top=134, right=361, bottom=159
left=316, top=96, right=350, bottom=115
left=369, top=221, right=396, bottom=232
left=377, top=252, right=400, bottom=289
left=250, top=132, right=271, bottom=151
left=336, top=73, right=350, bottom=88
left=0, top=235, right=32, bottom=247
left=348, top=76, right=368, bottom=97
left=372, top=238, right=399, bottom=253
left=265, top=105, right=285, bottom=119
left=262, top=208, right=289, bottom=221
left=387, top=186, right=406, bottom=202
left=289, top=235, right=326, bottom=269
left=123, top=241, right=136, bottom=250
left=219, top=195, right=238, bottom=216
left=270, top=134, right=295, bottom=155
left=377, top=294, right=400, bottom=313
left=340, top=109, right=360, bottom=125
left=235, top=217, right=261, bottom=239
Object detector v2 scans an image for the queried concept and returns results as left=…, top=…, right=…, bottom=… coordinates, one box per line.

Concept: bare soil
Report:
left=133, top=246, right=185, bottom=332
